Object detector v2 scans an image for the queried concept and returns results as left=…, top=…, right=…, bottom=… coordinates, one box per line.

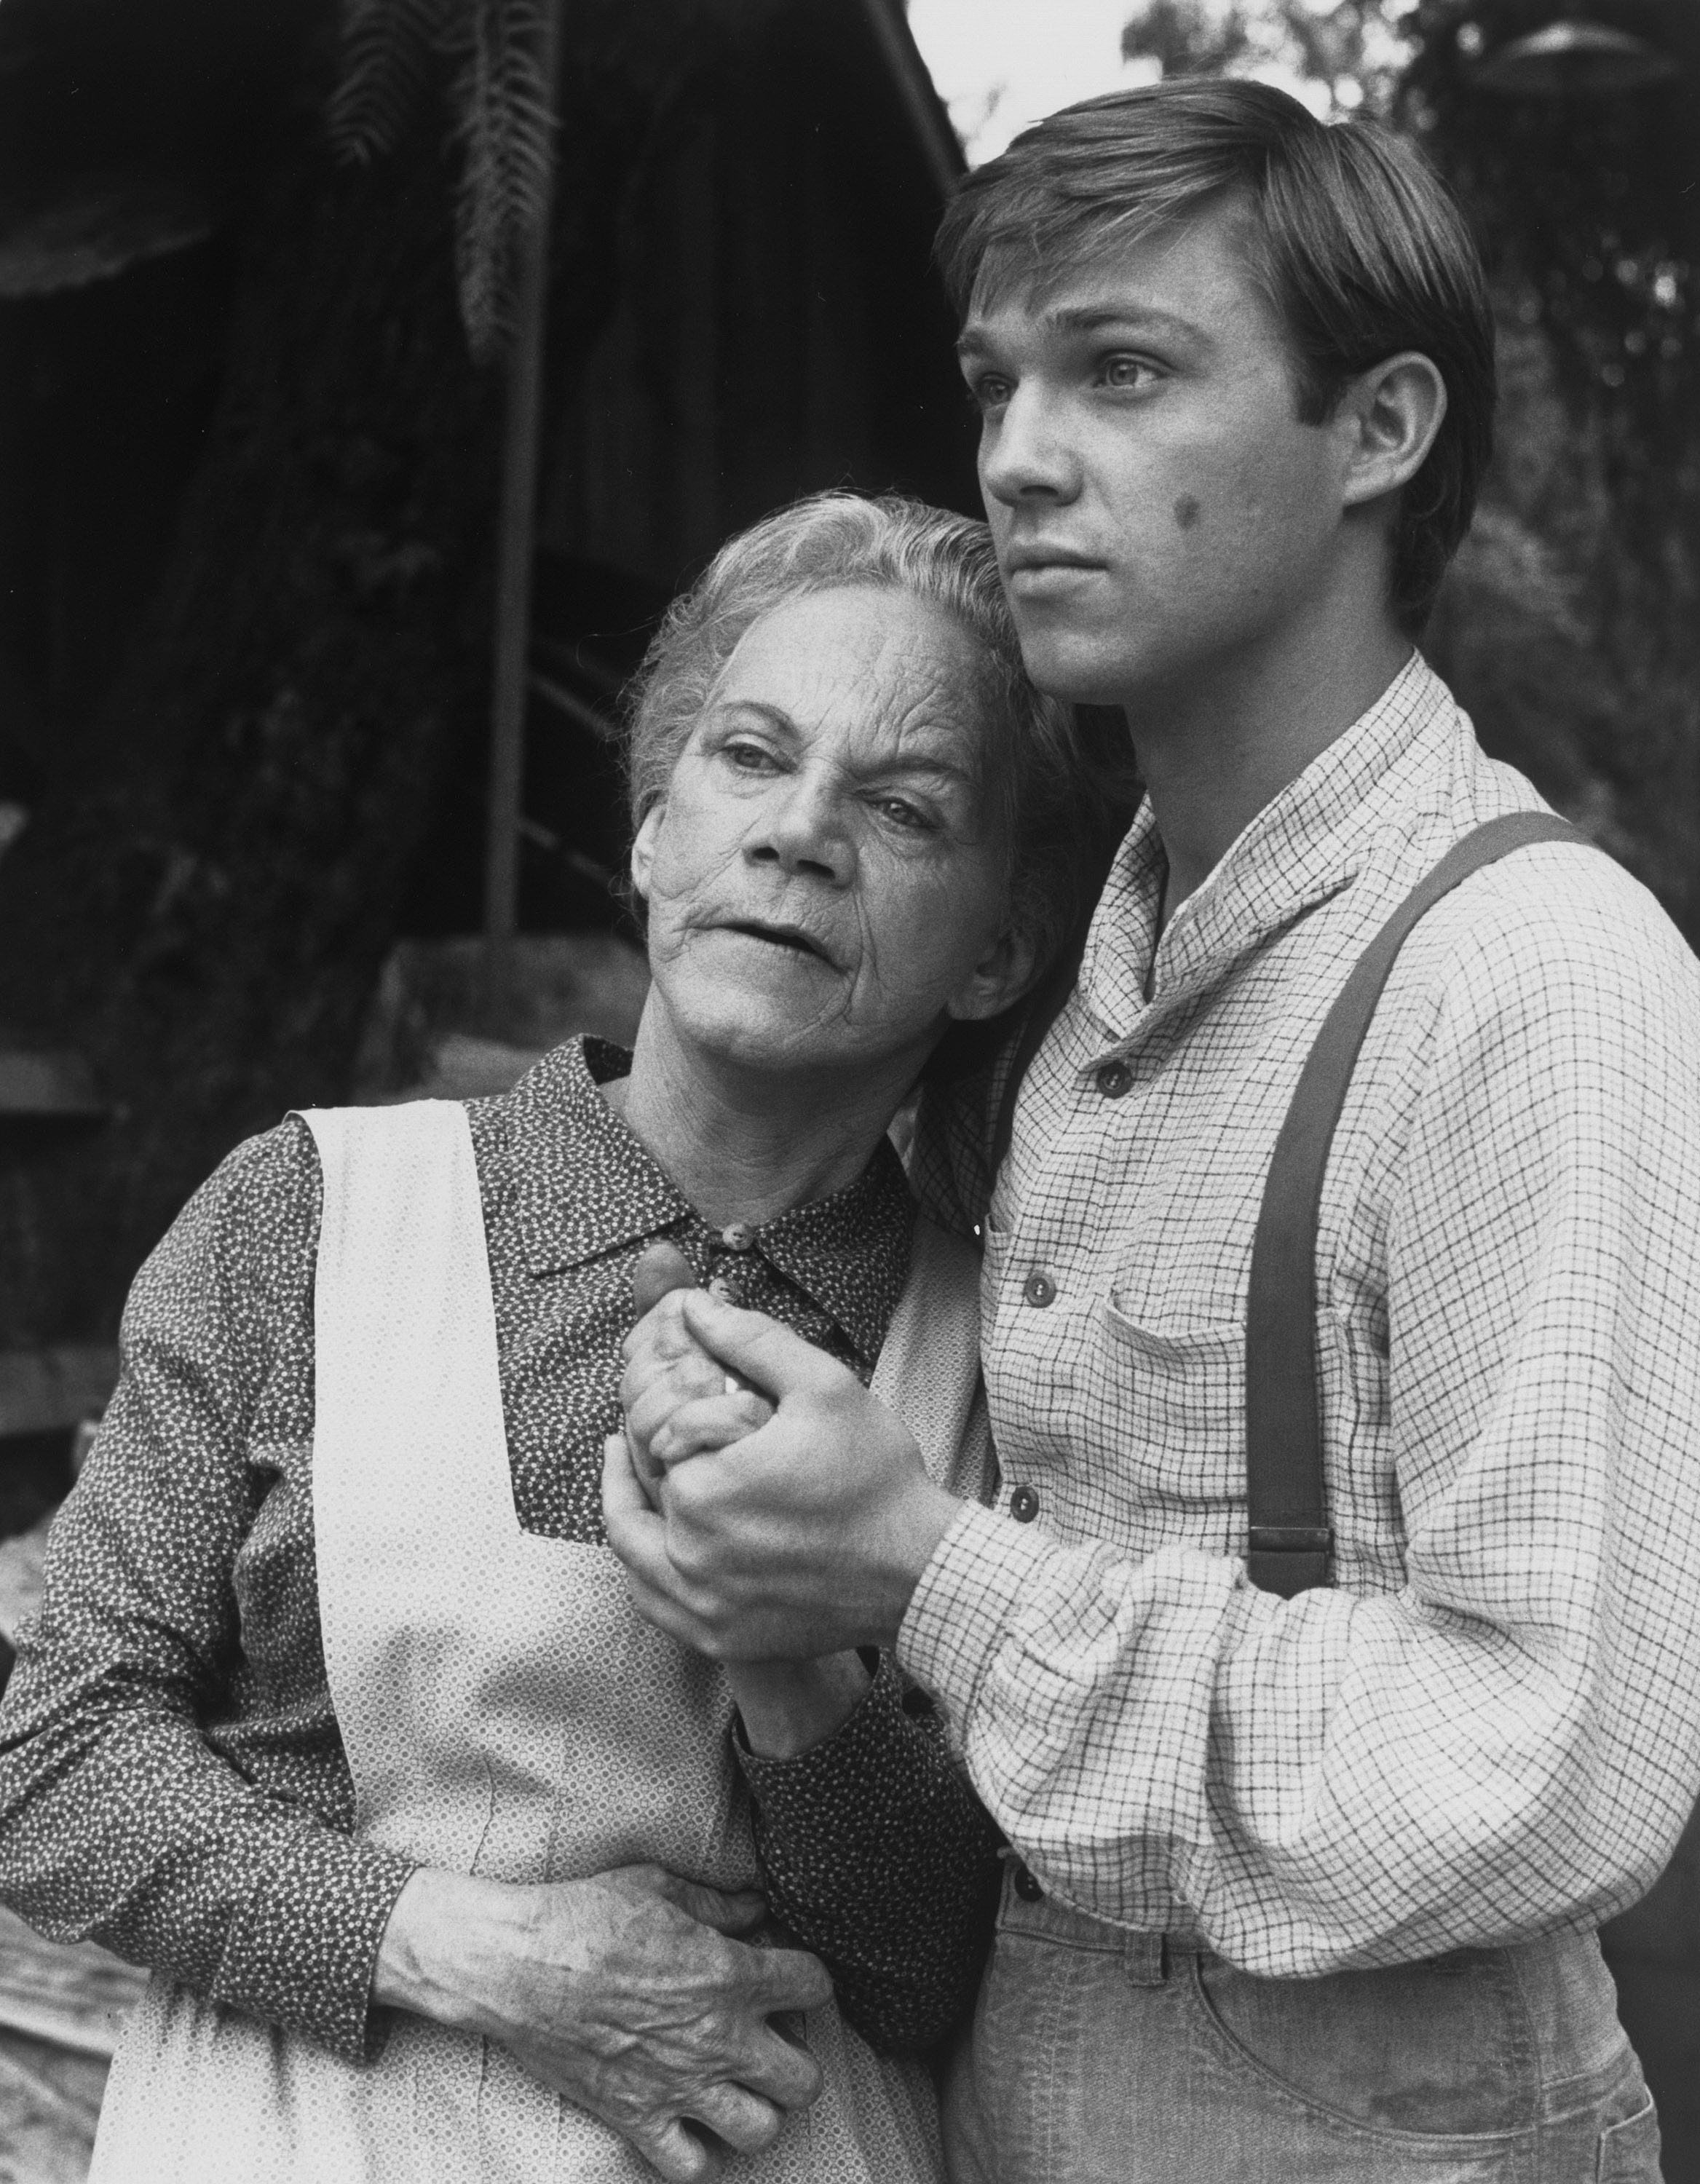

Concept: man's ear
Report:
left=945, top=924, right=1043, bottom=1025
left=1338, top=351, right=1447, bottom=510
left=630, top=803, right=664, bottom=902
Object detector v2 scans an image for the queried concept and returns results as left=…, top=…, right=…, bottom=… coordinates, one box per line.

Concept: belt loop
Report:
left=1121, top=1930, right=1166, bottom=1987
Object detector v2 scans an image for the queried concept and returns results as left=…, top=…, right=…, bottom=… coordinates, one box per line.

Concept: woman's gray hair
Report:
left=622, top=491, right=1126, bottom=981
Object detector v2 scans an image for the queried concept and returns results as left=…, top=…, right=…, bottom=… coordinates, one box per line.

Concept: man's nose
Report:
left=746, top=774, right=854, bottom=882
left=979, top=386, right=1083, bottom=508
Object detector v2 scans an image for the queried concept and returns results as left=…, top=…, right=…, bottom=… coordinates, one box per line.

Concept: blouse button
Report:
left=1021, top=1271, right=1056, bottom=1309
left=1094, top=1060, right=1133, bottom=1099
left=1009, top=1484, right=1040, bottom=1524
left=719, top=1222, right=756, bottom=1252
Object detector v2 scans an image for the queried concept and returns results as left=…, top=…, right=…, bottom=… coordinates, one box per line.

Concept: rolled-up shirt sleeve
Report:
left=901, top=874, right=1700, bottom=1976
left=735, top=1650, right=1001, bottom=2052
left=0, top=1125, right=414, bottom=2062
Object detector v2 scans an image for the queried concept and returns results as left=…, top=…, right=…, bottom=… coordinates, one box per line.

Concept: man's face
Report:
left=957, top=194, right=1353, bottom=707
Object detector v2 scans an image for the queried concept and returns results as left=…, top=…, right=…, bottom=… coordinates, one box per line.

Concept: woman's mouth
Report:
left=717, top=920, right=834, bottom=965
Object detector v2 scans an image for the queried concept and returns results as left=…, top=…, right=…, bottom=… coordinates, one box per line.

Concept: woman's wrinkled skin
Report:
left=630, top=585, right=1033, bottom=1117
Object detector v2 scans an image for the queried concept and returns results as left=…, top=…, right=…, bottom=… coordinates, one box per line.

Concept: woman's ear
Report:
left=1338, top=350, right=1448, bottom=510
left=630, top=803, right=665, bottom=902
left=945, top=924, right=1043, bottom=1025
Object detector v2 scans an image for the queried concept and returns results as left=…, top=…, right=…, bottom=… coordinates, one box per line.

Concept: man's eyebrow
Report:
left=957, top=302, right=1211, bottom=354
left=1049, top=302, right=1206, bottom=341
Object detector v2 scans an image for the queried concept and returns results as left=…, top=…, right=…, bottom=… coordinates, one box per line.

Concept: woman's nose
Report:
left=746, top=775, right=854, bottom=882
left=979, top=386, right=1083, bottom=508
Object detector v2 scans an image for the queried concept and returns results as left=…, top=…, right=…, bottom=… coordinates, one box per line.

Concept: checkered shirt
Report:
left=901, top=652, right=1700, bottom=1977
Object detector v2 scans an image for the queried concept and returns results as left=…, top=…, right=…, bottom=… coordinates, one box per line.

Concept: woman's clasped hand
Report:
left=372, top=1862, right=829, bottom=2183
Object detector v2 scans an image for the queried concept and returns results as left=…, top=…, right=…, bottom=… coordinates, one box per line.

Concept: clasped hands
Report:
left=378, top=1256, right=960, bottom=2180
left=408, top=1245, right=952, bottom=2179
left=600, top=1243, right=961, bottom=1663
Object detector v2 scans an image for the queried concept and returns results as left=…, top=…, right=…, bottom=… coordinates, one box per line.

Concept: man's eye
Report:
left=970, top=373, right=1013, bottom=413
left=873, top=796, right=934, bottom=832
left=1100, top=355, right=1158, bottom=391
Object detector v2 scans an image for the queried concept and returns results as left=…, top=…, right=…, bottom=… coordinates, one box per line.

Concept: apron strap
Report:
left=1243, top=810, right=1592, bottom=1597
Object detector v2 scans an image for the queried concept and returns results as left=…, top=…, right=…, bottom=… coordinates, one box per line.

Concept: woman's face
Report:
left=632, top=585, right=1034, bottom=1082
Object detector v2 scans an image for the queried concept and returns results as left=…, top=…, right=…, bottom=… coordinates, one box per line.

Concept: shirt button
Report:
left=719, top=1222, right=756, bottom=1252
left=1094, top=1061, right=1133, bottom=1098
left=1009, top=1484, right=1040, bottom=1524
left=1021, top=1271, right=1056, bottom=1308
left=1013, top=1862, right=1044, bottom=1902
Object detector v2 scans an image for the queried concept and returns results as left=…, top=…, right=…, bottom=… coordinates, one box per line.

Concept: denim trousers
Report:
left=941, top=1864, right=1660, bottom=2184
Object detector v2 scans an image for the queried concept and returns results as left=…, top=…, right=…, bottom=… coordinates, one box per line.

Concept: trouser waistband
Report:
left=1000, top=1856, right=1194, bottom=1984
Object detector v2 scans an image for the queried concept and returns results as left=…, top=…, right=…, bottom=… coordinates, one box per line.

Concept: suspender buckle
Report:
left=1245, top=1527, right=1333, bottom=1601
left=1247, top=1526, right=1333, bottom=1554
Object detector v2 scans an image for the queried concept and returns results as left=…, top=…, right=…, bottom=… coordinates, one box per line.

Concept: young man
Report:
left=604, top=82, right=1700, bottom=2181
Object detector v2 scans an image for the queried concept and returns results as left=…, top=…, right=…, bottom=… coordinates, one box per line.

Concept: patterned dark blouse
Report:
left=0, top=1040, right=1000, bottom=2063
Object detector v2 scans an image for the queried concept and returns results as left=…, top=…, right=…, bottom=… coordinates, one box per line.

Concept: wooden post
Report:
left=482, top=0, right=566, bottom=1034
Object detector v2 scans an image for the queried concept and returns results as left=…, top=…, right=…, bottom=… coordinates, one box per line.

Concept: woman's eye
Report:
left=970, top=373, right=1013, bottom=414
left=722, top=739, right=778, bottom=772
left=872, top=796, right=935, bottom=832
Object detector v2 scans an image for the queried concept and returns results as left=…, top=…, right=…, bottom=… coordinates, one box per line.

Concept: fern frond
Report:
left=329, top=0, right=458, bottom=165
left=447, top=0, right=558, bottom=361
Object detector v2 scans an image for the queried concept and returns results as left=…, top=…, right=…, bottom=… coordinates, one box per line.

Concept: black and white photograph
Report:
left=0, top=0, right=1695, bottom=2178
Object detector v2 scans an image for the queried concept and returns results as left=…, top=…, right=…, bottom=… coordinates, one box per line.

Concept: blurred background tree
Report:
left=0, top=0, right=968, bottom=1349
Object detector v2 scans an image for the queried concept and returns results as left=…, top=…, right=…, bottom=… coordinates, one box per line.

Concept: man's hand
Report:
left=604, top=1290, right=962, bottom=1660
left=374, top=1861, right=831, bottom=2182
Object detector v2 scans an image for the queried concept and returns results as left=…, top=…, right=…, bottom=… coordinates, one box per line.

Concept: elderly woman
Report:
left=0, top=493, right=1111, bottom=2183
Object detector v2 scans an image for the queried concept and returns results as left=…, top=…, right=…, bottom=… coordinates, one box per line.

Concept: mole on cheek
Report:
left=1173, top=495, right=1201, bottom=529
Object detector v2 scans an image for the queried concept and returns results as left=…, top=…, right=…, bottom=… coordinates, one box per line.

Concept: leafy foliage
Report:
left=1398, top=0, right=1696, bottom=504
left=331, top=0, right=558, bottom=360
left=328, top=0, right=458, bottom=160
left=1121, top=0, right=1415, bottom=116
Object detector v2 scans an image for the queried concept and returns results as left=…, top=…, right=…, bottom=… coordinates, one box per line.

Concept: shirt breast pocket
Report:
left=1099, top=1302, right=1246, bottom=1515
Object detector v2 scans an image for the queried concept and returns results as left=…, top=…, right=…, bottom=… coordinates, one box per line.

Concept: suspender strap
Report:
left=1243, top=811, right=1589, bottom=1599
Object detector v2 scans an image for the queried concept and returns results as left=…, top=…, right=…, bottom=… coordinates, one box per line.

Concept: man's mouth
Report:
left=1003, top=543, right=1105, bottom=577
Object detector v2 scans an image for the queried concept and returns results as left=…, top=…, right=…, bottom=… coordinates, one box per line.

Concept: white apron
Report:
left=91, top=1099, right=989, bottom=2181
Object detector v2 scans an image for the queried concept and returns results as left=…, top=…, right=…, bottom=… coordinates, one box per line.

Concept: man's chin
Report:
left=1014, top=627, right=1139, bottom=708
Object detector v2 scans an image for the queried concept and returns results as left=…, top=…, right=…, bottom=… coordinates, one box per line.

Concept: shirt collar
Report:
left=755, top=1143, right=915, bottom=1366
left=1082, top=652, right=1455, bottom=1035
left=494, top=1037, right=914, bottom=1368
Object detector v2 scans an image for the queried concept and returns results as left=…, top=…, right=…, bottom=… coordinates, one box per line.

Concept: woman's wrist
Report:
left=727, top=1651, right=872, bottom=1760
left=372, top=1867, right=529, bottom=2037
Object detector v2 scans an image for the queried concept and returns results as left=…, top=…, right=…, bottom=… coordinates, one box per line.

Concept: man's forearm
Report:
left=899, top=1489, right=1700, bottom=1978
